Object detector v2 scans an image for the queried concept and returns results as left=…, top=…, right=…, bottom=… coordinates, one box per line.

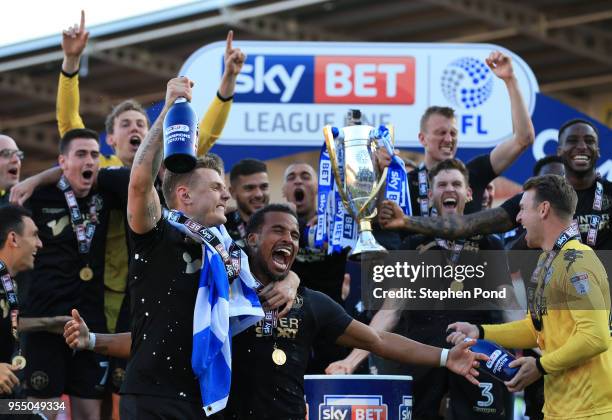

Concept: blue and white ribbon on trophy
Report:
left=315, top=128, right=358, bottom=255
left=375, top=125, right=412, bottom=216
left=315, top=144, right=332, bottom=248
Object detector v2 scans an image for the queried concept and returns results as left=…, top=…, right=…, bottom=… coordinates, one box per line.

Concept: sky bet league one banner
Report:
left=122, top=41, right=610, bottom=185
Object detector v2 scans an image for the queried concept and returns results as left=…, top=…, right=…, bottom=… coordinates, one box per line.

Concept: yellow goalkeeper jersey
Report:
left=484, top=239, right=612, bottom=419
left=57, top=71, right=232, bottom=332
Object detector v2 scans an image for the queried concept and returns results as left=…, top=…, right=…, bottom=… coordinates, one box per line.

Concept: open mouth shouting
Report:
left=443, top=197, right=457, bottom=209
left=129, top=136, right=142, bottom=148
left=294, top=188, right=305, bottom=204
left=82, top=169, right=94, bottom=180
left=271, top=244, right=294, bottom=273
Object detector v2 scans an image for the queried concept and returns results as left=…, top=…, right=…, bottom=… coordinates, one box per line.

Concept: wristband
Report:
left=87, top=332, right=96, bottom=351
left=217, top=91, right=234, bottom=102
left=477, top=324, right=485, bottom=339
left=439, top=348, right=449, bottom=367
left=535, top=357, right=547, bottom=375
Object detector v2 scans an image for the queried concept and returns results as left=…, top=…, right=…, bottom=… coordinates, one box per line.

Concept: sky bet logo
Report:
left=233, top=55, right=415, bottom=104
left=320, top=395, right=388, bottom=420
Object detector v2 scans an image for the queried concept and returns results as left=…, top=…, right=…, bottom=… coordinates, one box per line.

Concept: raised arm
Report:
left=197, top=30, right=244, bottom=156
left=128, top=77, right=192, bottom=234
left=57, top=9, right=89, bottom=136
left=379, top=200, right=516, bottom=239
left=487, top=51, right=535, bottom=175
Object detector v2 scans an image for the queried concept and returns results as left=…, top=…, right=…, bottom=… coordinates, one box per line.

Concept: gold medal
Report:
left=272, top=348, right=287, bottom=366
left=450, top=280, right=464, bottom=292
left=80, top=266, right=94, bottom=281
left=11, top=355, right=26, bottom=370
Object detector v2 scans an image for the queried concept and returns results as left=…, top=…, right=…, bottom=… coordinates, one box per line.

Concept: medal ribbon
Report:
left=166, top=210, right=241, bottom=282
left=0, top=260, right=21, bottom=358
left=57, top=176, right=98, bottom=255
left=418, top=163, right=430, bottom=216
left=528, top=223, right=581, bottom=331
left=586, top=180, right=603, bottom=246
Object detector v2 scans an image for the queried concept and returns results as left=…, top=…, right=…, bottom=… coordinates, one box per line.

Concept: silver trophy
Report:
left=323, top=119, right=391, bottom=260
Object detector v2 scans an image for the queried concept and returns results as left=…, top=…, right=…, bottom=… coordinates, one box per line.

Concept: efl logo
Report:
left=319, top=395, right=388, bottom=420
left=234, top=55, right=415, bottom=104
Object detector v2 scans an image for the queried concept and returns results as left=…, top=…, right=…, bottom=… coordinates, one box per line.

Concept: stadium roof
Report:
left=1, top=0, right=611, bottom=175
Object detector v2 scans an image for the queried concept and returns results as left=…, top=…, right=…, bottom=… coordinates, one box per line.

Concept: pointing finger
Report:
left=80, top=10, right=86, bottom=33
left=226, top=30, right=234, bottom=53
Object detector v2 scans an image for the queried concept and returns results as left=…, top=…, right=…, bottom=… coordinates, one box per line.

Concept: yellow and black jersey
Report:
left=484, top=239, right=612, bottom=419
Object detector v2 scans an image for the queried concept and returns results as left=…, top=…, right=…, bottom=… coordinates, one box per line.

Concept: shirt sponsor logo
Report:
left=570, top=272, right=589, bottom=295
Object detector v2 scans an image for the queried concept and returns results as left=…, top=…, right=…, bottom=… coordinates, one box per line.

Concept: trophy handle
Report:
left=323, top=125, right=354, bottom=217
left=357, top=124, right=394, bottom=219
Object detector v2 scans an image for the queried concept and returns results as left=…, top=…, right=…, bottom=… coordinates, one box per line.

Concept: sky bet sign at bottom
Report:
left=180, top=41, right=537, bottom=149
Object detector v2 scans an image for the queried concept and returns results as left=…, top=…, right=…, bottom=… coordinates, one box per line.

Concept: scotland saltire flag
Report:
left=167, top=217, right=263, bottom=415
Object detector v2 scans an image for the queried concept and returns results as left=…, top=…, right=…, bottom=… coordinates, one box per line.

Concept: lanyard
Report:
left=166, top=210, right=241, bottom=282
left=585, top=180, right=603, bottom=246
left=528, top=224, right=581, bottom=331
left=418, top=163, right=430, bottom=216
left=0, top=260, right=20, bottom=351
left=57, top=176, right=98, bottom=255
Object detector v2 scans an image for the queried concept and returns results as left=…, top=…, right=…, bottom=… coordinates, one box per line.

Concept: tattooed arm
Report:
left=127, top=77, right=193, bottom=234
left=379, top=200, right=516, bottom=240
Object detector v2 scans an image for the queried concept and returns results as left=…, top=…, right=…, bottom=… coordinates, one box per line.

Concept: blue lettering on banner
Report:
left=461, top=115, right=488, bottom=135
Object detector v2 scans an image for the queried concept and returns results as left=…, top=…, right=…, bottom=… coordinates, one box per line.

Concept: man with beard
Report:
left=382, top=120, right=612, bottom=251
left=64, top=204, right=489, bottom=420
left=328, top=159, right=515, bottom=420
left=0, top=135, right=23, bottom=207
left=225, top=159, right=270, bottom=248
left=447, top=174, right=612, bottom=420
left=20, top=128, right=130, bottom=419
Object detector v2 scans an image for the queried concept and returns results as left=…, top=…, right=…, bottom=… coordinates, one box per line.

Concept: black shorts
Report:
left=447, top=372, right=513, bottom=419
left=23, top=331, right=108, bottom=399
left=120, top=394, right=225, bottom=420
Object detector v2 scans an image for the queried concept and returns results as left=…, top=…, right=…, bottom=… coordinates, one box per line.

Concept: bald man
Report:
left=0, top=135, right=23, bottom=207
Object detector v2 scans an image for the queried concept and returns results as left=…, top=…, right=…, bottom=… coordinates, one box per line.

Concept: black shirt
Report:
left=224, top=209, right=247, bottom=249
left=121, top=217, right=202, bottom=402
left=226, top=287, right=353, bottom=420
left=408, top=154, right=496, bottom=216
left=501, top=178, right=612, bottom=250
left=21, top=168, right=129, bottom=331
left=0, top=191, right=9, bottom=207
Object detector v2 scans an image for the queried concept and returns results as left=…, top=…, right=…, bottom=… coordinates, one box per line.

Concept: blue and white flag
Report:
left=167, top=217, right=263, bottom=416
